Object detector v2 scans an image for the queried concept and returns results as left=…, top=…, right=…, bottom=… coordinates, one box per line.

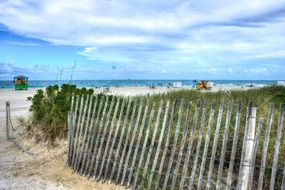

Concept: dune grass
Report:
left=133, top=86, right=285, bottom=188
left=26, top=84, right=285, bottom=188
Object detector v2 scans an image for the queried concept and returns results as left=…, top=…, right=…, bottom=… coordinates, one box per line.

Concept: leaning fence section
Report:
left=67, top=95, right=285, bottom=190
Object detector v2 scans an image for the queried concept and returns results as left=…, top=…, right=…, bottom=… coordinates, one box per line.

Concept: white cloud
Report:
left=1, top=0, right=285, bottom=79
left=86, top=36, right=150, bottom=44
left=1, top=0, right=285, bottom=46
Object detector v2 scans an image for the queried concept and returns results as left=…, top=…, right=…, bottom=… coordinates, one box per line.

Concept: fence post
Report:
left=240, top=107, right=257, bottom=190
left=257, top=103, right=274, bottom=190
left=6, top=101, right=10, bottom=140
left=269, top=104, right=284, bottom=190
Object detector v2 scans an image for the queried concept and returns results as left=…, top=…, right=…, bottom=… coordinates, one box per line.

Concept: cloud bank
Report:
left=0, top=0, right=285, bottom=79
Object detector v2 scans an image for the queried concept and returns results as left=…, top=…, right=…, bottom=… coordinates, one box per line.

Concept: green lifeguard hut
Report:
left=14, top=75, right=28, bottom=90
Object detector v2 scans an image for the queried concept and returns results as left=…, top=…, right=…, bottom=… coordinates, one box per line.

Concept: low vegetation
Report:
left=26, top=84, right=94, bottom=141
left=26, top=84, right=285, bottom=188
left=27, top=84, right=284, bottom=142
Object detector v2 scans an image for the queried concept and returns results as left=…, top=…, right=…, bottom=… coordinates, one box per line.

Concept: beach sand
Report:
left=93, top=85, right=250, bottom=96
left=0, top=85, right=255, bottom=189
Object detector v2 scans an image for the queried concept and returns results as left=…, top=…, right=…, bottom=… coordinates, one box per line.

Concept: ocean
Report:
left=0, top=80, right=281, bottom=89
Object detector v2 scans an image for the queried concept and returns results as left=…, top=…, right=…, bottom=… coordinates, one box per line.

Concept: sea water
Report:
left=0, top=80, right=281, bottom=89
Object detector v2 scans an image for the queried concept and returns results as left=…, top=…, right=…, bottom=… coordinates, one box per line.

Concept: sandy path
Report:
left=0, top=89, right=125, bottom=190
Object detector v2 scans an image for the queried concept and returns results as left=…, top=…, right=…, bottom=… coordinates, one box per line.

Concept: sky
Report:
left=0, top=0, right=285, bottom=80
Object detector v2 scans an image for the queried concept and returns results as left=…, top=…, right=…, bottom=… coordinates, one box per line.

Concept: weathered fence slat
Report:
left=188, top=101, right=207, bottom=190
left=140, top=101, right=163, bottom=188
left=89, top=96, right=110, bottom=177
left=269, top=104, right=285, bottom=190
left=206, top=100, right=224, bottom=190
left=6, top=101, right=10, bottom=140
left=257, top=103, right=274, bottom=190
left=75, top=95, right=93, bottom=171
left=76, top=96, right=94, bottom=171
left=93, top=97, right=115, bottom=178
left=97, top=97, right=121, bottom=179
left=75, top=95, right=91, bottom=171
left=162, top=99, right=184, bottom=190
left=71, top=96, right=80, bottom=157
left=68, top=116, right=72, bottom=163
left=71, top=95, right=88, bottom=168
left=70, top=95, right=75, bottom=115
left=237, top=102, right=252, bottom=190
left=79, top=95, right=98, bottom=174
left=67, top=95, right=75, bottom=164
left=226, top=102, right=242, bottom=189
left=154, top=100, right=176, bottom=190
left=109, top=99, right=132, bottom=181
left=68, top=95, right=79, bottom=165
left=133, top=103, right=156, bottom=188
left=180, top=100, right=202, bottom=190
left=70, top=96, right=84, bottom=167
left=68, top=112, right=72, bottom=164
left=87, top=96, right=109, bottom=177
left=83, top=96, right=105, bottom=176
left=127, top=100, right=150, bottom=187
left=240, top=107, right=257, bottom=190
left=197, top=100, right=216, bottom=190
left=248, top=118, right=264, bottom=190
left=103, top=98, right=126, bottom=180
left=121, top=100, right=144, bottom=185
left=170, top=101, right=193, bottom=190
left=147, top=100, right=170, bottom=190
left=115, top=100, right=138, bottom=183
left=216, top=101, right=233, bottom=189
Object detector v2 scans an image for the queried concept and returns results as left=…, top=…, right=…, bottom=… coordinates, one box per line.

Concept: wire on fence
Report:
left=5, top=101, right=38, bottom=156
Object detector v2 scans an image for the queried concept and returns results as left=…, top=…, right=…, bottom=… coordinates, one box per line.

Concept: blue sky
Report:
left=0, top=0, right=285, bottom=80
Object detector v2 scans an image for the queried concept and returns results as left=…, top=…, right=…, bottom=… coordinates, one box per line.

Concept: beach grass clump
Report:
left=27, top=84, right=95, bottom=141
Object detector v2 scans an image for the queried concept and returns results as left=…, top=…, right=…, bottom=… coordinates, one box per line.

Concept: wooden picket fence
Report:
left=67, top=95, right=285, bottom=190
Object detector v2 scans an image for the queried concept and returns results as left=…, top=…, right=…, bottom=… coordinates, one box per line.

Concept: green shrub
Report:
left=27, top=85, right=285, bottom=143
left=27, top=84, right=94, bottom=141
